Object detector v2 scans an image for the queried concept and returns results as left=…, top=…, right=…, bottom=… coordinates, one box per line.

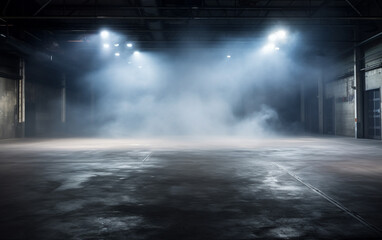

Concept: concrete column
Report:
left=300, top=80, right=305, bottom=125
left=90, top=80, right=94, bottom=124
left=353, top=29, right=364, bottom=138
left=318, top=70, right=324, bottom=134
left=61, top=73, right=66, bottom=123
left=16, top=58, right=25, bottom=138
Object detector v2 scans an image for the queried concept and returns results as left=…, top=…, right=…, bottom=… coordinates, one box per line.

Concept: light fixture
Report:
left=100, top=30, right=109, bottom=39
left=126, top=43, right=133, bottom=48
left=227, top=55, right=231, bottom=59
left=103, top=43, right=110, bottom=48
left=268, top=30, right=287, bottom=42
left=133, top=51, right=140, bottom=55
left=115, top=52, right=120, bottom=56
left=114, top=43, right=119, bottom=47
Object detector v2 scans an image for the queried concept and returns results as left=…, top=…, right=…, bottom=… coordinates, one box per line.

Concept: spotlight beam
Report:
left=100, top=30, right=109, bottom=38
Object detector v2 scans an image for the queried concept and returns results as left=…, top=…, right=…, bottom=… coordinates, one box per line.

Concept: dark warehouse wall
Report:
left=0, top=48, right=109, bottom=139
left=0, top=51, right=76, bottom=139
left=0, top=53, right=20, bottom=139
left=25, top=58, right=65, bottom=137
left=324, top=55, right=355, bottom=137
left=320, top=39, right=382, bottom=139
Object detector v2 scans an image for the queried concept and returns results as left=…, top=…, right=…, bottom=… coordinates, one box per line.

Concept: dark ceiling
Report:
left=1, top=0, right=382, bottom=54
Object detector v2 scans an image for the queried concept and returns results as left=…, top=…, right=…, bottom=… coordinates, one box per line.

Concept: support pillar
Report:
left=300, top=80, right=305, bottom=126
left=354, top=31, right=364, bottom=138
left=318, top=69, right=324, bottom=134
left=61, top=73, right=66, bottom=123
left=16, top=58, right=25, bottom=138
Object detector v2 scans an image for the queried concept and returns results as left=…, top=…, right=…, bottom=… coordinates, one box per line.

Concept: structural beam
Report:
left=344, top=0, right=362, bottom=16
left=353, top=29, right=364, bottom=138
left=1, top=16, right=382, bottom=20
left=17, top=58, right=25, bottom=137
left=33, top=0, right=54, bottom=16
left=318, top=70, right=324, bottom=134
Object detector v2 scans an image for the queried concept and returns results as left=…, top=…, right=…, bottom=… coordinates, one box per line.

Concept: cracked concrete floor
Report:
left=0, top=137, right=381, bottom=239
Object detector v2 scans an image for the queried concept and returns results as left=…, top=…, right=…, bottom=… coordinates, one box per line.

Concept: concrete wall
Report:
left=364, top=42, right=382, bottom=139
left=0, top=50, right=89, bottom=138
left=0, top=53, right=19, bottom=139
left=323, top=53, right=355, bottom=137
left=364, top=43, right=382, bottom=91
left=325, top=76, right=355, bottom=137
left=302, top=81, right=319, bottom=133
left=365, top=68, right=382, bottom=90
left=25, top=59, right=64, bottom=137
left=0, top=77, right=17, bottom=138
left=321, top=40, right=382, bottom=139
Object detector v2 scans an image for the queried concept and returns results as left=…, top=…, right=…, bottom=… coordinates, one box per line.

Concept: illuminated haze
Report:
left=81, top=33, right=318, bottom=137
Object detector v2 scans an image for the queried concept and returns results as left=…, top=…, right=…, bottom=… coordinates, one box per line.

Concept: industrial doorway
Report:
left=365, top=89, right=381, bottom=139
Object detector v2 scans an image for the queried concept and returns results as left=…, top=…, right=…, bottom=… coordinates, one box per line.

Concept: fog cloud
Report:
left=83, top=38, right=310, bottom=137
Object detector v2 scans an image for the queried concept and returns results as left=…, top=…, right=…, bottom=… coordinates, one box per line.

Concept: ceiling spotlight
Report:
left=133, top=51, right=140, bottom=55
left=114, top=43, right=119, bottom=47
left=103, top=43, right=110, bottom=48
left=115, top=52, right=120, bottom=56
left=227, top=55, right=231, bottom=59
left=268, top=30, right=287, bottom=42
left=126, top=43, right=133, bottom=48
left=100, top=30, right=109, bottom=39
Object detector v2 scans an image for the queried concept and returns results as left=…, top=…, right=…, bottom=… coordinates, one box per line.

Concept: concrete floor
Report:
left=0, top=137, right=381, bottom=240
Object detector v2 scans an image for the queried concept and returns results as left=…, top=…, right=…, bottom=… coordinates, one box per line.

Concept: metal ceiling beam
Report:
left=40, top=6, right=344, bottom=11
left=84, top=39, right=356, bottom=44
left=1, top=16, right=381, bottom=20
left=49, top=25, right=357, bottom=33
left=1, top=0, right=12, bottom=15
left=34, top=0, right=54, bottom=16
left=344, top=0, right=362, bottom=16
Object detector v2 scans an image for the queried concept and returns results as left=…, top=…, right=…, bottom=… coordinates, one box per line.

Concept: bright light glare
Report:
left=227, top=55, right=231, bottom=59
left=100, top=30, right=109, bottom=38
left=103, top=43, right=110, bottom=48
left=268, top=30, right=287, bottom=42
left=127, top=43, right=133, bottom=48
left=277, top=30, right=286, bottom=39
left=133, top=51, right=140, bottom=56
left=114, top=43, right=119, bottom=47
left=262, top=43, right=277, bottom=52
left=268, top=34, right=277, bottom=42
left=115, top=52, right=120, bottom=56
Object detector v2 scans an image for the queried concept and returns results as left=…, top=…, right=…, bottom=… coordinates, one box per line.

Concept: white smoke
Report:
left=83, top=40, right=304, bottom=137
